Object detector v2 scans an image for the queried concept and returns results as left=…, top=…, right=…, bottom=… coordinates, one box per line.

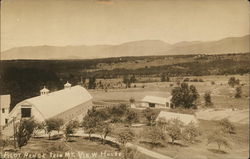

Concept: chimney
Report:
left=64, top=81, right=72, bottom=89
left=40, top=86, right=49, bottom=95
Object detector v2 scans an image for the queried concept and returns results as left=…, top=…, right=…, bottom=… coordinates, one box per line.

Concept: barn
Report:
left=8, top=83, right=93, bottom=124
left=0, top=95, right=10, bottom=129
left=141, top=95, right=172, bottom=108
left=156, top=111, right=198, bottom=125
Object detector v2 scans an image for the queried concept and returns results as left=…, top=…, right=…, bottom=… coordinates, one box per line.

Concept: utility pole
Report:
left=12, top=117, right=16, bottom=149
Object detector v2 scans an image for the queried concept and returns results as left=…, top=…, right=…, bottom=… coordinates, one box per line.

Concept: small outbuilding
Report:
left=156, top=111, right=198, bottom=125
left=141, top=95, right=172, bottom=108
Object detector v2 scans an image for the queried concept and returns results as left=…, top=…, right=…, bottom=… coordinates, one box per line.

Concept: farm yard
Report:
left=0, top=55, right=249, bottom=159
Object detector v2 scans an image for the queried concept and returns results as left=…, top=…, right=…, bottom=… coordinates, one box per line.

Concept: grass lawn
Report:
left=137, top=120, right=249, bottom=159
left=5, top=136, right=154, bottom=159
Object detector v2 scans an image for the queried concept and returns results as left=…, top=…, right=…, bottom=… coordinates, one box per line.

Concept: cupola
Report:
left=40, top=86, right=49, bottom=95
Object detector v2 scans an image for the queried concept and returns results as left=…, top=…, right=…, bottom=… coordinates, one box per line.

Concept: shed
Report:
left=141, top=95, right=172, bottom=108
left=156, top=111, right=198, bottom=125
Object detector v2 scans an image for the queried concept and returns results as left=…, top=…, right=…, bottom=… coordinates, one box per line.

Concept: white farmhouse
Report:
left=0, top=95, right=10, bottom=129
left=156, top=111, right=198, bottom=125
left=141, top=95, right=172, bottom=108
left=8, top=83, right=93, bottom=124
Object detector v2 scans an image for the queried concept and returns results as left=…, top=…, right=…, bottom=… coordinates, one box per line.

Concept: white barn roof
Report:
left=142, top=96, right=171, bottom=105
left=0, top=95, right=10, bottom=108
left=25, top=85, right=92, bottom=119
left=156, top=111, right=198, bottom=125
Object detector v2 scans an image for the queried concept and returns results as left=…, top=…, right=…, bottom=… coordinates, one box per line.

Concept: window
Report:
left=149, top=103, right=155, bottom=108
left=21, top=108, right=31, bottom=118
left=2, top=108, right=5, bottom=113
left=166, top=102, right=169, bottom=107
left=5, top=119, right=8, bottom=124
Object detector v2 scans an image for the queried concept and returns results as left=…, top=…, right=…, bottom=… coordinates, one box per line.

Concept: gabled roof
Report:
left=0, top=95, right=10, bottom=109
left=142, top=96, right=172, bottom=105
left=156, top=111, right=198, bottom=125
left=25, top=85, right=92, bottom=119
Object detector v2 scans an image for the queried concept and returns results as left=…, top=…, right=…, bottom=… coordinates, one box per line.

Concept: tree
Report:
left=142, top=108, right=158, bottom=126
left=82, top=114, right=99, bottom=140
left=130, top=75, right=136, bottom=83
left=235, top=86, right=242, bottom=98
left=64, top=120, right=79, bottom=141
left=204, top=91, right=213, bottom=107
left=182, top=122, right=201, bottom=144
left=207, top=130, right=231, bottom=151
left=16, top=119, right=37, bottom=149
left=0, top=138, right=10, bottom=151
left=228, top=77, right=240, bottom=88
left=143, top=126, right=166, bottom=146
left=45, top=118, right=64, bottom=139
left=88, top=77, right=97, bottom=89
left=115, top=127, right=135, bottom=146
left=125, top=110, right=138, bottom=125
left=165, top=118, right=184, bottom=144
left=171, top=83, right=199, bottom=109
left=123, top=75, right=131, bottom=88
left=123, top=147, right=137, bottom=159
left=96, top=122, right=112, bottom=144
left=218, top=118, right=236, bottom=134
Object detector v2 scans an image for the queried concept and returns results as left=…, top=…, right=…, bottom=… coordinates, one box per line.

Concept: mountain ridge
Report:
left=1, top=35, right=249, bottom=60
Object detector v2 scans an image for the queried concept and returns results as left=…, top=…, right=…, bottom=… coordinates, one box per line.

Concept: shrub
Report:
left=211, top=81, right=215, bottom=85
left=115, top=127, right=135, bottom=147
left=16, top=119, right=38, bottom=149
left=142, top=108, right=158, bottom=126
left=218, top=118, right=236, bottom=134
left=235, top=86, right=242, bottom=98
left=204, top=91, right=213, bottom=107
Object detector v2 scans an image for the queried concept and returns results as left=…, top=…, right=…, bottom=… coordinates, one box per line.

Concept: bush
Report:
left=218, top=118, right=236, bottom=134
left=204, top=91, right=213, bottom=107
left=211, top=81, right=215, bottom=85
left=142, top=108, right=158, bottom=126
left=235, top=86, right=242, bottom=98
left=16, top=119, right=38, bottom=149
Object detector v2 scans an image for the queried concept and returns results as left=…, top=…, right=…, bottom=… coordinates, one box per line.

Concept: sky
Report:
left=1, top=0, right=249, bottom=51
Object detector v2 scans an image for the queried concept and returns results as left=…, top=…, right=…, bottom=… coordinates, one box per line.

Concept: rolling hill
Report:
left=1, top=35, right=249, bottom=60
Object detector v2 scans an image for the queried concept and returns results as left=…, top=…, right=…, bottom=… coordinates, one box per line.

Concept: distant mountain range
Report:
left=1, top=35, right=249, bottom=60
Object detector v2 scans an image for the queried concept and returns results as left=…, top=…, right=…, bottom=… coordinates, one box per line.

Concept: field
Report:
left=90, top=74, right=249, bottom=110
left=136, top=120, right=249, bottom=159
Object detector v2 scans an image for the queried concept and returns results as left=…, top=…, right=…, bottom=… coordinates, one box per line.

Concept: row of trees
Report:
left=142, top=118, right=200, bottom=146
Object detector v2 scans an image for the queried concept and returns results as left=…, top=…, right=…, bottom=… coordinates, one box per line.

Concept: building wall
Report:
left=0, top=107, right=9, bottom=127
left=52, top=100, right=92, bottom=123
left=9, top=100, right=93, bottom=124
left=8, top=101, right=46, bottom=122
left=141, top=102, right=171, bottom=109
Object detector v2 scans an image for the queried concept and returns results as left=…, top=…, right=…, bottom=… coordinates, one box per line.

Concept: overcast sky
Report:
left=1, top=0, right=249, bottom=51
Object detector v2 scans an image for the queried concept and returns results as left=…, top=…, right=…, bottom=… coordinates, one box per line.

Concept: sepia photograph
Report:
left=0, top=0, right=249, bottom=159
